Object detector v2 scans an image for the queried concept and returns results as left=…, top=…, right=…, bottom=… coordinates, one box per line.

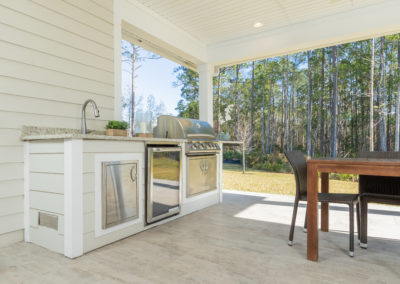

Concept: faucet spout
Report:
left=82, top=99, right=100, bottom=134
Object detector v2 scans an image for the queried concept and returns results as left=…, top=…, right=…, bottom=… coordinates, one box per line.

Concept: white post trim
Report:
left=218, top=142, right=223, bottom=203
left=198, top=63, right=214, bottom=126
left=64, top=139, right=83, bottom=258
left=23, top=142, right=30, bottom=242
left=113, top=0, right=122, bottom=120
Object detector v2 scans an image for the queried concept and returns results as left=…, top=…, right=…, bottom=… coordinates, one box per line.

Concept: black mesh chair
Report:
left=357, top=151, right=400, bottom=248
left=285, top=151, right=360, bottom=257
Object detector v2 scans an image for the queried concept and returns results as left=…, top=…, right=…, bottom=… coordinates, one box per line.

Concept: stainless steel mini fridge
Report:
left=146, top=146, right=182, bottom=224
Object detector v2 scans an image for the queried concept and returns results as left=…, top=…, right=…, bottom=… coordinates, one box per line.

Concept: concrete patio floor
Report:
left=1, top=190, right=400, bottom=283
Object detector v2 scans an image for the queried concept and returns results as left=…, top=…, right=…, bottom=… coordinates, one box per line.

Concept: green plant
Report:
left=223, top=151, right=242, bottom=161
left=105, top=120, right=128, bottom=130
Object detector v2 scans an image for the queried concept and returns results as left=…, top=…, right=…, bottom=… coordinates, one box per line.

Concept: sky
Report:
left=121, top=41, right=181, bottom=118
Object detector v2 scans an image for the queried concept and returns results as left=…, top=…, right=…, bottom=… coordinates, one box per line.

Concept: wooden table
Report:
left=306, top=158, right=400, bottom=261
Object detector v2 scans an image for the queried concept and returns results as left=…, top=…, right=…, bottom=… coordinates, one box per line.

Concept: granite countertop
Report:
left=20, top=126, right=185, bottom=143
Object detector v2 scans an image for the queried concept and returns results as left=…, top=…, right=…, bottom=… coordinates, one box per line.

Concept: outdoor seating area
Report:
left=285, top=151, right=360, bottom=257
left=1, top=191, right=400, bottom=283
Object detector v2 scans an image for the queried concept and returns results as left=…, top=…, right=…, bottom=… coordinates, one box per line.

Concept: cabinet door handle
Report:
left=130, top=166, right=137, bottom=182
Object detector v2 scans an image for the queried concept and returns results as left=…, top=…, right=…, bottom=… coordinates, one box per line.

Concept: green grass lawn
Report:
left=223, top=163, right=358, bottom=195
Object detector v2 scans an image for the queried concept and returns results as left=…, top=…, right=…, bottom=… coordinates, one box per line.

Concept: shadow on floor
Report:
left=223, top=191, right=400, bottom=216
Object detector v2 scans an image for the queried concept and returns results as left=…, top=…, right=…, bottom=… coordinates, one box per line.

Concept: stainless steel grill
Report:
left=153, top=115, right=220, bottom=155
left=153, top=115, right=220, bottom=197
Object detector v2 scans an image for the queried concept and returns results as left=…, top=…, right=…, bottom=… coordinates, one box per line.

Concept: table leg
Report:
left=321, top=173, right=329, bottom=232
left=307, top=164, right=319, bottom=261
left=360, top=199, right=368, bottom=248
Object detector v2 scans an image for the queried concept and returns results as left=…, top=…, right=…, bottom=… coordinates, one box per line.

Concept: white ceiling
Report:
left=135, top=0, right=386, bottom=46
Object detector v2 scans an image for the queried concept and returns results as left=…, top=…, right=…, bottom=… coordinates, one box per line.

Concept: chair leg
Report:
left=360, top=197, right=368, bottom=249
left=303, top=206, right=308, bottom=233
left=356, top=202, right=360, bottom=241
left=288, top=197, right=299, bottom=246
left=349, top=203, right=354, bottom=257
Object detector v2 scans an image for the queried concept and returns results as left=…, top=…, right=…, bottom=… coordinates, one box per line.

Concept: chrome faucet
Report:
left=81, top=99, right=100, bottom=134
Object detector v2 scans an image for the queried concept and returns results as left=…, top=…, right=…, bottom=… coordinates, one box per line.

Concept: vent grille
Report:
left=38, top=212, right=58, bottom=230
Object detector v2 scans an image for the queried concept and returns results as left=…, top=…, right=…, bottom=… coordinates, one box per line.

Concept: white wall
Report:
left=0, top=0, right=114, bottom=246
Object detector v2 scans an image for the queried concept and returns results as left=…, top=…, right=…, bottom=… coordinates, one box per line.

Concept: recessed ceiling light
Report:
left=253, top=22, right=263, bottom=28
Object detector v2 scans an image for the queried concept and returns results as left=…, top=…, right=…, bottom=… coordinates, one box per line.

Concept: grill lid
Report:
left=153, top=115, right=217, bottom=140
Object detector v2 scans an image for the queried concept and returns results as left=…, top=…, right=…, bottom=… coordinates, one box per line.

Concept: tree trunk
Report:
left=306, top=50, right=313, bottom=157
left=370, top=38, right=375, bottom=151
left=262, top=82, right=266, bottom=154
left=216, top=69, right=222, bottom=138
left=320, top=49, right=325, bottom=156
left=330, top=46, right=338, bottom=158
left=234, top=64, right=240, bottom=141
left=377, top=36, right=387, bottom=151
left=285, top=56, right=290, bottom=152
left=361, top=90, right=366, bottom=151
left=130, top=44, right=137, bottom=136
left=396, top=35, right=400, bottom=151
left=250, top=61, right=255, bottom=151
left=270, top=93, right=275, bottom=153
left=354, top=84, right=359, bottom=151
left=280, top=65, right=285, bottom=152
left=266, top=80, right=273, bottom=153
left=262, top=60, right=268, bottom=154
left=290, top=57, right=296, bottom=151
left=387, top=76, right=391, bottom=151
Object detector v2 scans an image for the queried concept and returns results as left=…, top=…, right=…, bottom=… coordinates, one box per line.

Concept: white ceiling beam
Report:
left=208, top=0, right=400, bottom=67
left=120, top=0, right=208, bottom=66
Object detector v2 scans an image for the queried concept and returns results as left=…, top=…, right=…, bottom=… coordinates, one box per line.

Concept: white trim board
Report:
left=23, top=142, right=30, bottom=242
left=64, top=139, right=83, bottom=258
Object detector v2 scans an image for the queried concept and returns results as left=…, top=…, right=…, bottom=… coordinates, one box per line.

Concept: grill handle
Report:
left=186, top=134, right=216, bottom=139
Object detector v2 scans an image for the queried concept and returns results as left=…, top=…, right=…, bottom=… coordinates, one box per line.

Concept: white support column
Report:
left=64, top=139, right=83, bottom=258
left=23, top=142, right=30, bottom=242
left=113, top=0, right=122, bottom=120
left=198, top=63, right=214, bottom=126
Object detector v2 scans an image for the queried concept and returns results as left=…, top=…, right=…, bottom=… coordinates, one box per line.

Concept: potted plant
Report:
left=105, top=120, right=128, bottom=137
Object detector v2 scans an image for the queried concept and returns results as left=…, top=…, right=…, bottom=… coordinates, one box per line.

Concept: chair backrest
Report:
left=358, top=151, right=400, bottom=198
left=284, top=151, right=308, bottom=199
left=358, top=151, right=400, bottom=159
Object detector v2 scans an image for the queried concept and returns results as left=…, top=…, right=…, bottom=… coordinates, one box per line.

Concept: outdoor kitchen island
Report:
left=21, top=126, right=222, bottom=259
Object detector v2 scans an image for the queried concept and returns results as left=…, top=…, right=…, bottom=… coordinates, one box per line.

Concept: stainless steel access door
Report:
left=147, top=147, right=181, bottom=224
left=102, top=160, right=138, bottom=229
left=187, top=155, right=217, bottom=197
